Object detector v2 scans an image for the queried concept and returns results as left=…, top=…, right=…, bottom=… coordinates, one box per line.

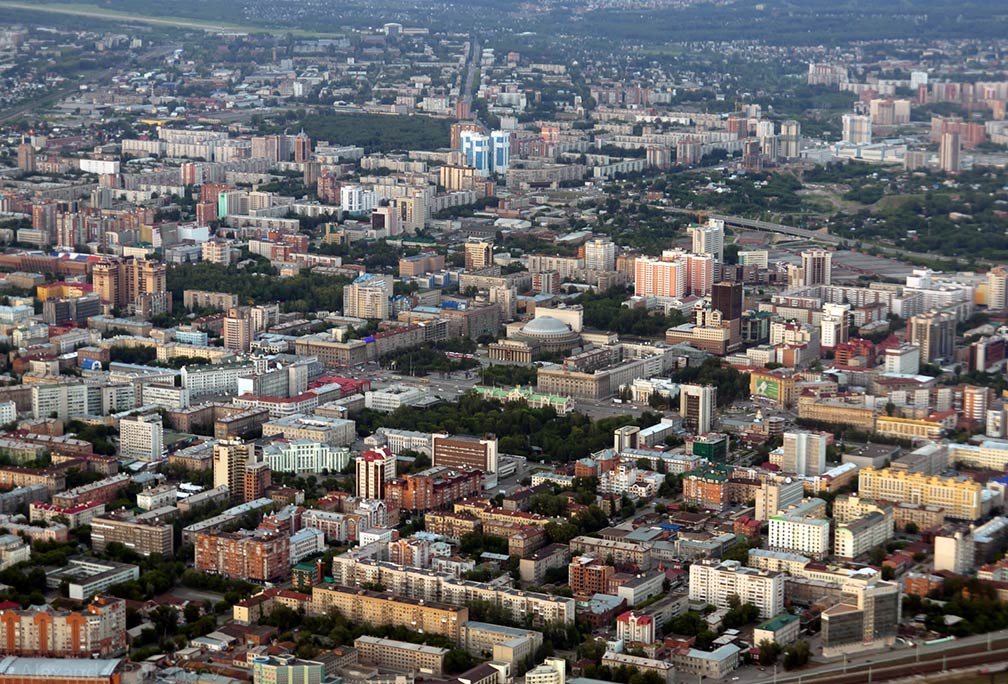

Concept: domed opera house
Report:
left=514, top=315, right=582, bottom=353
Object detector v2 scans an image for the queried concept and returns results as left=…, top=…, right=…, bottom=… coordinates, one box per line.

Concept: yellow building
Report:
left=875, top=416, right=945, bottom=440
left=796, top=395, right=876, bottom=431
left=857, top=467, right=982, bottom=521
left=308, top=585, right=467, bottom=643
left=37, top=282, right=92, bottom=301
left=750, top=369, right=797, bottom=407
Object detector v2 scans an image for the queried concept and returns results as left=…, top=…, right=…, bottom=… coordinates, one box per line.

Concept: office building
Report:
left=801, top=249, right=832, bottom=287
left=755, top=477, right=804, bottom=521
left=907, top=310, right=956, bottom=362
left=688, top=219, right=724, bottom=262
left=821, top=573, right=900, bottom=656
left=490, top=130, right=510, bottom=173
left=679, top=384, right=716, bottom=434
left=343, top=273, right=393, bottom=320
left=263, top=440, right=351, bottom=474
left=460, top=130, right=491, bottom=175
left=884, top=344, right=920, bottom=375
left=688, top=560, right=784, bottom=618
left=118, top=413, right=163, bottom=461
left=781, top=432, right=826, bottom=476
left=433, top=433, right=498, bottom=473
left=45, top=557, right=139, bottom=601
left=858, top=468, right=982, bottom=521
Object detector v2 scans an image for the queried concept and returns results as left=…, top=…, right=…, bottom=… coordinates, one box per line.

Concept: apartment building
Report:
left=687, top=560, right=784, bottom=619
left=0, top=596, right=126, bottom=657
left=768, top=514, right=831, bottom=561
left=195, top=530, right=291, bottom=583
left=308, top=585, right=467, bottom=642
left=355, top=636, right=448, bottom=675
left=90, top=514, right=174, bottom=557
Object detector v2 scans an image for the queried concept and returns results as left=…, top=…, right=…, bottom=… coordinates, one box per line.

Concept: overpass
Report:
left=663, top=207, right=842, bottom=245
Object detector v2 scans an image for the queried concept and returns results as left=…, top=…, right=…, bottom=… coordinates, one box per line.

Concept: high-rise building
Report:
left=584, top=238, right=616, bottom=271
left=223, top=309, right=252, bottom=353
left=464, top=238, right=493, bottom=271
left=939, top=131, right=961, bottom=173
left=842, top=113, right=872, bottom=145
left=781, top=431, right=827, bottom=476
left=711, top=280, right=743, bottom=347
left=343, top=273, right=393, bottom=319
left=987, top=266, right=1008, bottom=311
left=820, top=303, right=850, bottom=349
left=92, top=258, right=169, bottom=311
left=679, top=384, right=716, bottom=434
left=800, top=249, right=832, bottom=286
left=821, top=573, right=900, bottom=656
left=686, top=253, right=714, bottom=296
left=213, top=440, right=259, bottom=502
left=780, top=120, right=800, bottom=158
left=460, top=130, right=491, bottom=176
left=634, top=256, right=686, bottom=300
left=293, top=130, right=312, bottom=163
left=356, top=447, right=395, bottom=499
left=907, top=310, right=956, bottom=362
left=340, top=185, right=378, bottom=215
left=16, top=140, right=35, bottom=173
left=490, top=130, right=511, bottom=173
left=688, top=219, right=725, bottom=262
left=119, top=413, right=164, bottom=461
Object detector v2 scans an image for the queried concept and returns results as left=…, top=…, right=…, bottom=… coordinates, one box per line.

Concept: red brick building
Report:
left=384, top=466, right=481, bottom=512
left=195, top=530, right=290, bottom=583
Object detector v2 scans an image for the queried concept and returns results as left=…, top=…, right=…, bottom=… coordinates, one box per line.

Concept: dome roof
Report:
left=521, top=316, right=572, bottom=337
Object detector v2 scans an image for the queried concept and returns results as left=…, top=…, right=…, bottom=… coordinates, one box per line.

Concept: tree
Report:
left=150, top=605, right=179, bottom=640
left=757, top=639, right=782, bottom=666
left=782, top=641, right=811, bottom=670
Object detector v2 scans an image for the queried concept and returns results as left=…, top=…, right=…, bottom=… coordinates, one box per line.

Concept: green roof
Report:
left=757, top=612, right=799, bottom=632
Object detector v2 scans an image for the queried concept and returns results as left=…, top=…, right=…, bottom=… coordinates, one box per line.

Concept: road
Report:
left=663, top=206, right=971, bottom=266
left=461, top=34, right=480, bottom=104
left=663, top=207, right=841, bottom=244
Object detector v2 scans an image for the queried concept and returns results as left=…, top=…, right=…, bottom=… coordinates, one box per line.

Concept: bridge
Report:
left=663, top=207, right=842, bottom=244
